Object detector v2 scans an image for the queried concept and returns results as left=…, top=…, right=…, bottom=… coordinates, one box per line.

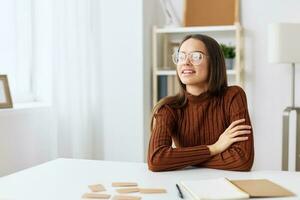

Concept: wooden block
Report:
left=112, top=182, right=138, bottom=187
left=112, top=195, right=141, bottom=200
left=82, top=193, right=111, bottom=199
left=116, top=187, right=139, bottom=193
left=139, top=188, right=167, bottom=194
left=88, top=184, right=106, bottom=192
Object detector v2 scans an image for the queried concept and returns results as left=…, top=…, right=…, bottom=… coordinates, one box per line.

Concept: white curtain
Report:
left=52, top=0, right=101, bottom=159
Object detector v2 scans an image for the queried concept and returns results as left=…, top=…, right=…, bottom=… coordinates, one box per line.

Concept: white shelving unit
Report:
left=152, top=23, right=243, bottom=106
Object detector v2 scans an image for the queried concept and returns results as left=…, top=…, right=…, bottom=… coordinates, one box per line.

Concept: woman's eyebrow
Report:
left=192, top=50, right=206, bottom=54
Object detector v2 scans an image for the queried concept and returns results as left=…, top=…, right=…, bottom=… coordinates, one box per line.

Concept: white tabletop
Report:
left=0, top=158, right=299, bottom=200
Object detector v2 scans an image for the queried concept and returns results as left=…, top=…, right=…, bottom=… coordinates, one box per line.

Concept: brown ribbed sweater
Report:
left=148, top=86, right=254, bottom=172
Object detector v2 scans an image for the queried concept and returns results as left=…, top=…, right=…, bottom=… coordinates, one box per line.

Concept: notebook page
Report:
left=180, top=177, right=249, bottom=200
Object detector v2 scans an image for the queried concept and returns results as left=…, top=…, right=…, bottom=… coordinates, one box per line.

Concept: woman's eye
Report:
left=192, top=54, right=201, bottom=60
left=178, top=54, right=186, bottom=60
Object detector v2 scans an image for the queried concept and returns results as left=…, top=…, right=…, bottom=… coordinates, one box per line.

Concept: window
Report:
left=0, top=0, right=36, bottom=103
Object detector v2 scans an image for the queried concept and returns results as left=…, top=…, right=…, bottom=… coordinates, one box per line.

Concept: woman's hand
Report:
left=208, top=119, right=251, bottom=156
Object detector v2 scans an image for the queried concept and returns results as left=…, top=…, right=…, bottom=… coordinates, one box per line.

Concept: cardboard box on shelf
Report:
left=184, top=0, right=239, bottom=26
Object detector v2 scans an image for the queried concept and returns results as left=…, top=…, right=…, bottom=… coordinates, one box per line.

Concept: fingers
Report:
left=218, top=119, right=251, bottom=150
left=230, top=125, right=251, bottom=133
left=230, top=130, right=251, bottom=138
left=226, top=119, right=251, bottom=135
left=226, top=119, right=245, bottom=131
left=232, top=136, right=248, bottom=142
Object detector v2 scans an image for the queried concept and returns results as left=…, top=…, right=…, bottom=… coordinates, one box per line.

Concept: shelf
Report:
left=156, top=69, right=237, bottom=76
left=0, top=101, right=51, bottom=113
left=152, top=24, right=243, bottom=105
left=156, top=70, right=177, bottom=76
left=226, top=70, right=237, bottom=75
left=155, top=24, right=241, bottom=34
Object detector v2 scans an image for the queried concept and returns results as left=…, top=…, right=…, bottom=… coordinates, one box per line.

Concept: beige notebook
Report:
left=181, top=178, right=295, bottom=200
left=230, top=179, right=295, bottom=198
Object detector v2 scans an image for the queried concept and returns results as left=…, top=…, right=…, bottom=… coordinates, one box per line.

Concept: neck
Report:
left=186, top=84, right=208, bottom=96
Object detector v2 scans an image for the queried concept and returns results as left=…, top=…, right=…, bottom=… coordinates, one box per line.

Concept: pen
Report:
left=176, top=183, right=184, bottom=199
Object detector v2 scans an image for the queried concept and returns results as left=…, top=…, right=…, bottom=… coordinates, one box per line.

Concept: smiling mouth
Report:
left=181, top=69, right=196, bottom=75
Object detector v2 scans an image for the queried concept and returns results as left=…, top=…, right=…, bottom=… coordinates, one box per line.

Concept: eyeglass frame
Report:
left=172, top=51, right=209, bottom=66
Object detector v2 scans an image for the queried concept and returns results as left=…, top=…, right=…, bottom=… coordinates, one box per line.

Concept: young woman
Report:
left=148, top=34, right=254, bottom=172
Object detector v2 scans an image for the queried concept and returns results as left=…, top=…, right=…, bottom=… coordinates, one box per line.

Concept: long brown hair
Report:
left=151, top=34, right=228, bottom=129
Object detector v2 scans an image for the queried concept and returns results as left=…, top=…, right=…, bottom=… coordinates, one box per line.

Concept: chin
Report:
left=180, top=77, right=201, bottom=85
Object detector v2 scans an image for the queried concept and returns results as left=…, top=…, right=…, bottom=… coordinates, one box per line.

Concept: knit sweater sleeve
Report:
left=147, top=105, right=212, bottom=172
left=201, top=87, right=254, bottom=171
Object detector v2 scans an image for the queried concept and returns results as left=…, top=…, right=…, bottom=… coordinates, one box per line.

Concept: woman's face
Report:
left=176, top=38, right=209, bottom=89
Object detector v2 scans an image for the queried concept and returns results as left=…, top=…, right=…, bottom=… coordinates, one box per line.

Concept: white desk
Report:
left=0, top=158, right=299, bottom=200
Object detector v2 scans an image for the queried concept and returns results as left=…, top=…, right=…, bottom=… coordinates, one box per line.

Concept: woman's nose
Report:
left=183, top=56, right=192, bottom=65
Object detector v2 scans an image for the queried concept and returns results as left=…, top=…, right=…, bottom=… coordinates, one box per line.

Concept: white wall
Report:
left=0, top=107, right=57, bottom=176
left=242, top=0, right=300, bottom=170
left=90, top=0, right=104, bottom=160
left=168, top=0, right=300, bottom=170
left=143, top=0, right=158, bottom=160
left=99, top=0, right=145, bottom=162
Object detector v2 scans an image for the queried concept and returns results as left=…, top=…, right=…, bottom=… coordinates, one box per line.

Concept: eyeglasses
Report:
left=172, top=51, right=207, bottom=65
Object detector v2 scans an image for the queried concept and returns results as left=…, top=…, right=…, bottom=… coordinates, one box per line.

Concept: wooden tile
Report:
left=112, top=182, right=138, bottom=187
left=139, top=188, right=167, bottom=194
left=112, top=195, right=141, bottom=200
left=116, top=187, right=139, bottom=193
left=88, top=184, right=106, bottom=192
left=82, top=192, right=111, bottom=199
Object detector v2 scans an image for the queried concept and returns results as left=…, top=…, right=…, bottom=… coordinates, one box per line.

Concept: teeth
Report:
left=182, top=70, right=195, bottom=74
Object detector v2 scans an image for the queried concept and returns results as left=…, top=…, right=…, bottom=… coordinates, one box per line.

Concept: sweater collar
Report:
left=184, top=90, right=210, bottom=104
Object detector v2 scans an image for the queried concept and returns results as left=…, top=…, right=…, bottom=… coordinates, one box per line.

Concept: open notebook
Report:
left=180, top=178, right=295, bottom=200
